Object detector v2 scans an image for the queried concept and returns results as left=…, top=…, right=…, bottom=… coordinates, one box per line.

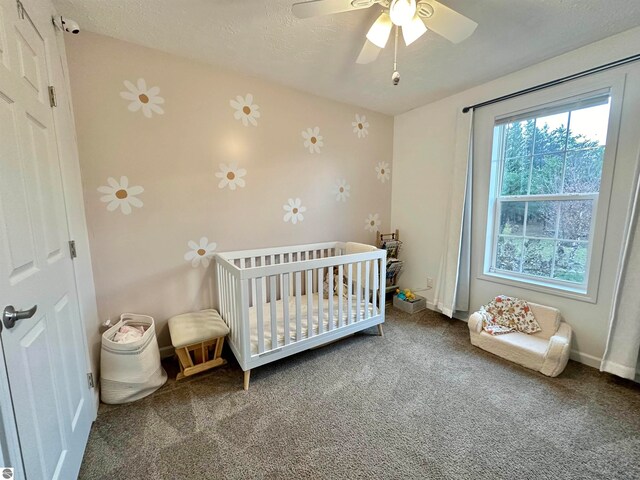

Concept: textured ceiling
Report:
left=52, top=0, right=640, bottom=115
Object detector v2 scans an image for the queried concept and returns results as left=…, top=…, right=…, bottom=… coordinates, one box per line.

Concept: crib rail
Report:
left=215, top=243, right=386, bottom=371
left=218, top=241, right=342, bottom=264
left=215, top=256, right=249, bottom=364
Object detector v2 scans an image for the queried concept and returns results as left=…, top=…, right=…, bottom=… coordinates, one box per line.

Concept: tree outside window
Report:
left=489, top=95, right=611, bottom=288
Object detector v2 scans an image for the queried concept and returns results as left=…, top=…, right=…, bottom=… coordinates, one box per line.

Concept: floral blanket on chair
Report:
left=478, top=295, right=541, bottom=335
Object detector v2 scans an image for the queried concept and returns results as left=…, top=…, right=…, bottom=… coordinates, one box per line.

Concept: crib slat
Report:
left=222, top=268, right=228, bottom=320
left=227, top=269, right=233, bottom=320
left=256, top=280, right=265, bottom=354
left=269, top=255, right=275, bottom=299
left=347, top=263, right=353, bottom=325
left=239, top=277, right=250, bottom=362
left=250, top=257, right=257, bottom=308
left=228, top=270, right=234, bottom=332
left=379, top=258, right=385, bottom=315
left=276, top=254, right=283, bottom=300
left=283, top=273, right=290, bottom=346
left=338, top=264, right=344, bottom=328
left=226, top=268, right=233, bottom=335
left=231, top=271, right=238, bottom=338
left=372, top=259, right=378, bottom=313
left=260, top=256, right=268, bottom=307
left=328, top=267, right=334, bottom=331
left=270, top=275, right=277, bottom=350
left=318, top=268, right=324, bottom=335
left=309, top=251, right=315, bottom=292
left=365, top=260, right=370, bottom=319
left=295, top=271, right=302, bottom=341
left=356, top=262, right=362, bottom=322
left=306, top=269, right=313, bottom=337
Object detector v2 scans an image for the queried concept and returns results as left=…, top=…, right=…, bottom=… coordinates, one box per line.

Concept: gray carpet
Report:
left=79, top=307, right=640, bottom=480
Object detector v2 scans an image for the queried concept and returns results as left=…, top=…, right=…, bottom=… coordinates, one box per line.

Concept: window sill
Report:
left=478, top=271, right=597, bottom=304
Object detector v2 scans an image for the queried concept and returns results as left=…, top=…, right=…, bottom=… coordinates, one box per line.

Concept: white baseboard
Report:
left=159, top=345, right=175, bottom=359
left=569, top=349, right=601, bottom=369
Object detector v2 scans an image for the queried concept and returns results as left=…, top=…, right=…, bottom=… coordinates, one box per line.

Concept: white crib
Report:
left=215, top=241, right=387, bottom=389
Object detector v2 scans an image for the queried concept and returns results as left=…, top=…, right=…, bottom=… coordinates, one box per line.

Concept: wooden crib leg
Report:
left=377, top=324, right=384, bottom=337
left=243, top=370, right=251, bottom=391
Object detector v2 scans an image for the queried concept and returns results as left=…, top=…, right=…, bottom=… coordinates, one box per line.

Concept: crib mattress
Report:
left=248, top=293, right=379, bottom=354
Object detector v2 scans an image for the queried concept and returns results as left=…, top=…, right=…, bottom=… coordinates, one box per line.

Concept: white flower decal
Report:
left=120, top=79, right=164, bottom=118
left=97, top=176, right=144, bottom=215
left=365, top=213, right=381, bottom=233
left=352, top=114, right=369, bottom=138
left=184, top=237, right=217, bottom=268
left=215, top=163, right=247, bottom=190
left=332, top=179, right=351, bottom=202
left=376, top=161, right=391, bottom=183
left=230, top=94, right=261, bottom=127
left=301, top=127, right=323, bottom=154
left=283, top=198, right=306, bottom=224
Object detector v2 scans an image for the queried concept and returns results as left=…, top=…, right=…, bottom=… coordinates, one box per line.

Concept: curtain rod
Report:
left=462, top=53, right=640, bottom=114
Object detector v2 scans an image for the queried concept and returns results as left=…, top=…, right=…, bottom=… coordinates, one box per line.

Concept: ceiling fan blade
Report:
left=292, top=0, right=373, bottom=19
left=356, top=39, right=382, bottom=64
left=419, top=0, right=477, bottom=43
left=366, top=12, right=392, bottom=48
left=402, top=14, right=427, bottom=46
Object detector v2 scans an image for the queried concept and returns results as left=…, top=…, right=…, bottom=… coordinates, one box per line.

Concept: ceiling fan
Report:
left=291, top=0, right=478, bottom=65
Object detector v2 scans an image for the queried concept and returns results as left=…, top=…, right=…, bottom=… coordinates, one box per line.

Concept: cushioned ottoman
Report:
left=168, top=309, right=229, bottom=380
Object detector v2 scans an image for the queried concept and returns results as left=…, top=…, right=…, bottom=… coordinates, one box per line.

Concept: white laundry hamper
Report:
left=100, top=313, right=167, bottom=404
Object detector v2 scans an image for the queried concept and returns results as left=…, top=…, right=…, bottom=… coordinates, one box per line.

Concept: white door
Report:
left=0, top=0, right=93, bottom=478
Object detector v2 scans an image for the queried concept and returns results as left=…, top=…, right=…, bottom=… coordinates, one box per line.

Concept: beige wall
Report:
left=66, top=32, right=393, bottom=348
left=392, top=27, right=640, bottom=367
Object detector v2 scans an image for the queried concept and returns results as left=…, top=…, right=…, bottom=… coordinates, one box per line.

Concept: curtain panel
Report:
left=601, top=154, right=640, bottom=380
left=434, top=110, right=473, bottom=317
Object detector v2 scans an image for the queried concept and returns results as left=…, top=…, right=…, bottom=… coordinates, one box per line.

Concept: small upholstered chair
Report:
left=168, top=309, right=229, bottom=380
left=468, top=302, right=572, bottom=377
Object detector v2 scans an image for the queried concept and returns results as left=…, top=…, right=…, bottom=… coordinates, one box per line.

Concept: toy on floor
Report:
left=395, top=288, right=416, bottom=302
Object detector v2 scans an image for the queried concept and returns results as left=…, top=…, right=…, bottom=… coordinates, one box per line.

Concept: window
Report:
left=485, top=92, right=612, bottom=295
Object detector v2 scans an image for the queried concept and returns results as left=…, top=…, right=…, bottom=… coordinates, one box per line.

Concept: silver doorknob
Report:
left=3, top=305, right=37, bottom=329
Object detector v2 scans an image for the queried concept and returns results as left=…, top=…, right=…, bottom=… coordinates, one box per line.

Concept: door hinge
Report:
left=68, top=240, right=77, bottom=259
left=48, top=85, right=57, bottom=107
left=87, top=372, right=95, bottom=389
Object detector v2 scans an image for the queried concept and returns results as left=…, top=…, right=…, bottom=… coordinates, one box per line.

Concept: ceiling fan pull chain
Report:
left=392, top=25, right=400, bottom=85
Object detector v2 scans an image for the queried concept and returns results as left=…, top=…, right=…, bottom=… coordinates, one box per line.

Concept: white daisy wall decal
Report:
left=120, top=79, right=164, bottom=118
left=301, top=127, right=323, bottom=154
left=98, top=176, right=144, bottom=215
left=215, top=163, right=247, bottom=190
left=332, top=179, right=351, bottom=202
left=365, top=213, right=381, bottom=233
left=184, top=237, right=217, bottom=268
left=352, top=114, right=369, bottom=138
left=283, top=198, right=306, bottom=224
left=230, top=94, right=261, bottom=127
left=376, top=161, right=391, bottom=183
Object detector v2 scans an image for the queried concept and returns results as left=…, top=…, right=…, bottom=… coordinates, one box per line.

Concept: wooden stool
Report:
left=168, top=309, right=229, bottom=380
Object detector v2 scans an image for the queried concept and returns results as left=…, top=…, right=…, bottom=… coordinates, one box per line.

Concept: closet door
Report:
left=0, top=0, right=93, bottom=478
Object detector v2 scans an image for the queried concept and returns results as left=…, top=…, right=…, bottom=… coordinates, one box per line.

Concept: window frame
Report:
left=479, top=77, right=626, bottom=303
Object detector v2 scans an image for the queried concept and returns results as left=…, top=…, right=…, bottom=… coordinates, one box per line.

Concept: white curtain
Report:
left=601, top=159, right=640, bottom=379
left=434, top=110, right=474, bottom=317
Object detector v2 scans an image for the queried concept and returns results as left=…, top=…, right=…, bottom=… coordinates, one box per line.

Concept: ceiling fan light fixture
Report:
left=389, top=0, right=416, bottom=26
left=416, top=1, right=434, bottom=18
left=366, top=12, right=393, bottom=48
left=402, top=14, right=427, bottom=45
left=350, top=0, right=376, bottom=8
